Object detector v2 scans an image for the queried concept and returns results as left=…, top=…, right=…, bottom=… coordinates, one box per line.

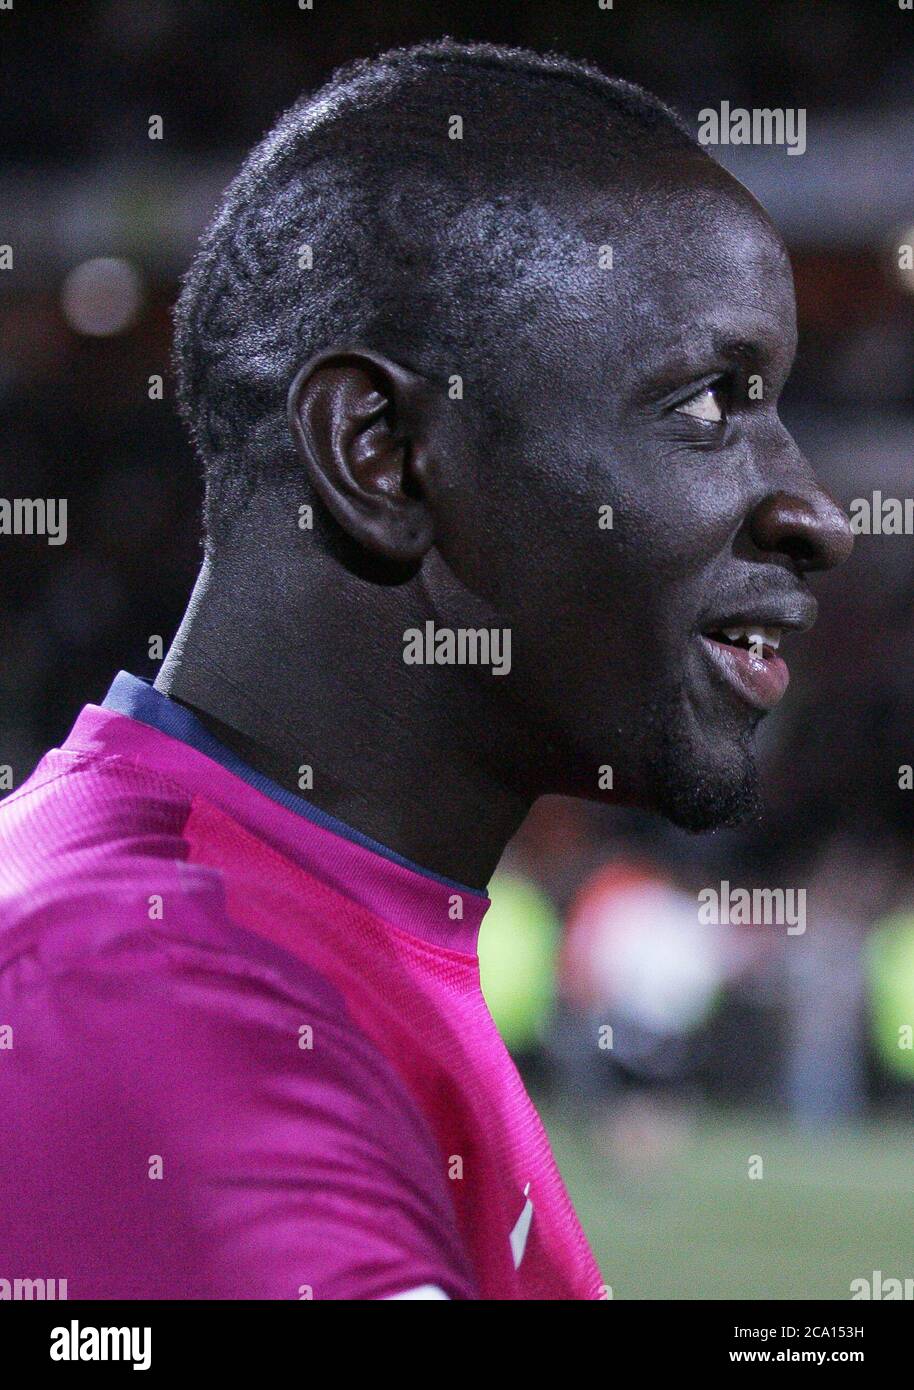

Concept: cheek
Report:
left=457, top=408, right=745, bottom=642
left=608, top=456, right=750, bottom=599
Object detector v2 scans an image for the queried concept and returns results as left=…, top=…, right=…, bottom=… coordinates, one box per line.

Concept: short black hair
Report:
left=173, top=38, right=697, bottom=550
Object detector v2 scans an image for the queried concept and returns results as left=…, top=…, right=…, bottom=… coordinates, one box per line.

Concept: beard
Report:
left=646, top=680, right=763, bottom=832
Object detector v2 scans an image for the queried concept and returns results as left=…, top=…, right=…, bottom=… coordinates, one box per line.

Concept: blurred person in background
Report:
left=553, top=861, right=723, bottom=1167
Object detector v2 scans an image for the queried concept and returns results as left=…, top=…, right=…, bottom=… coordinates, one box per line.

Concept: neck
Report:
left=155, top=541, right=531, bottom=890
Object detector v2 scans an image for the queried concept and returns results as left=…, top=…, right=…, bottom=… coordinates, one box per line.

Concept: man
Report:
left=0, top=40, right=851, bottom=1299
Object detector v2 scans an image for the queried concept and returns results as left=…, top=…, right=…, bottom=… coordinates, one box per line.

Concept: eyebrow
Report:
left=715, top=332, right=797, bottom=371
left=718, top=337, right=766, bottom=365
left=632, top=323, right=797, bottom=405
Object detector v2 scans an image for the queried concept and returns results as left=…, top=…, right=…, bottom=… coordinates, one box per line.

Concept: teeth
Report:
left=721, top=625, right=782, bottom=652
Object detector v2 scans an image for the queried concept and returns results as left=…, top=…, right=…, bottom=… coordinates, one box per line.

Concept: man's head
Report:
left=173, top=39, right=852, bottom=835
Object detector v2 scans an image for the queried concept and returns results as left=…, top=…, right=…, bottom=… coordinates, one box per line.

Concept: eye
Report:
left=675, top=379, right=728, bottom=425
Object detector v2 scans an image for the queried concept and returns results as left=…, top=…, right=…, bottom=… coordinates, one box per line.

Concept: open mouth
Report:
left=699, top=623, right=790, bottom=711
left=705, top=624, right=783, bottom=660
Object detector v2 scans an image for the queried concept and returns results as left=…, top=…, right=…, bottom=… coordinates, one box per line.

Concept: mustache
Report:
left=700, top=574, right=817, bottom=634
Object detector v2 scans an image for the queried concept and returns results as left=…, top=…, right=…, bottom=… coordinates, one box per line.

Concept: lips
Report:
left=700, top=631, right=789, bottom=711
left=698, top=601, right=816, bottom=712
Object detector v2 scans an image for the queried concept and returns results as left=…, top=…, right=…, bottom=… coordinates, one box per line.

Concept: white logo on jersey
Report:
left=509, top=1182, right=533, bottom=1269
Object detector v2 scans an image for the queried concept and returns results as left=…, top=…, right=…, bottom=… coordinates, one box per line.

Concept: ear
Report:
left=287, top=348, right=437, bottom=564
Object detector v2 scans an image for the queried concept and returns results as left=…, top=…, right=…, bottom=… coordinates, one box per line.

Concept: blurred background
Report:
left=3, top=0, right=914, bottom=1298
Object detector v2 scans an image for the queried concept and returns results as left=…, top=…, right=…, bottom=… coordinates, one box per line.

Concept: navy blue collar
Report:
left=102, top=671, right=486, bottom=898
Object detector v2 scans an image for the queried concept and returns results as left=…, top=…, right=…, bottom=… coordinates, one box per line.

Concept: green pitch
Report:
left=542, top=1106, right=914, bottom=1300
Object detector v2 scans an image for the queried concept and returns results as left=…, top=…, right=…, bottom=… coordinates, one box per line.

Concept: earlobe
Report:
left=287, top=348, right=436, bottom=564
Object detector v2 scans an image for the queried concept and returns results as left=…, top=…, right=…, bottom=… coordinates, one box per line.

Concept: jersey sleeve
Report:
left=0, top=903, right=477, bottom=1300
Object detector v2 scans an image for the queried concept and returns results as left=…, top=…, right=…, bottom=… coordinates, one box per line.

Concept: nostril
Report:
left=779, top=532, right=818, bottom=570
left=750, top=491, right=854, bottom=574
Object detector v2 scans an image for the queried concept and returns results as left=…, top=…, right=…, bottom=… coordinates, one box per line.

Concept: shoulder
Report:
left=0, top=882, right=475, bottom=1299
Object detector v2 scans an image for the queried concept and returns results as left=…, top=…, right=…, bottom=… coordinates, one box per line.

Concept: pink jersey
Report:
left=0, top=673, right=603, bottom=1300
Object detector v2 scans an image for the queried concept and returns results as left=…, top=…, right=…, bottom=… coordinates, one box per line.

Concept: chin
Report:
left=659, top=768, right=761, bottom=832
left=646, top=690, right=763, bottom=831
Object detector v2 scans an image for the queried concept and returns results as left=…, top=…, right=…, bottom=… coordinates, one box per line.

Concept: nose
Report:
left=748, top=488, right=854, bottom=573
